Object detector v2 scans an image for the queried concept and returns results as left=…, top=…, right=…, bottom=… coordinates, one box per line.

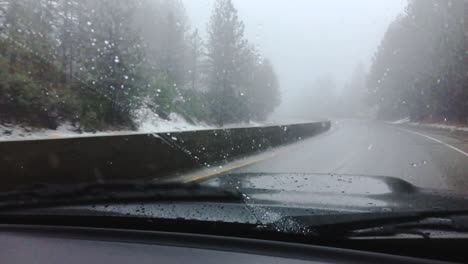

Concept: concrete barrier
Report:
left=0, top=121, right=330, bottom=191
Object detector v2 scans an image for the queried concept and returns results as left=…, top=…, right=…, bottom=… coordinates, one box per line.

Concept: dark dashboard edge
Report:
left=0, top=224, right=448, bottom=264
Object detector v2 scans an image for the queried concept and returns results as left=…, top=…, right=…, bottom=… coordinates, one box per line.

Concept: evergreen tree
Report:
left=206, top=0, right=247, bottom=126
left=0, top=0, right=78, bottom=129
left=367, top=0, right=466, bottom=122
left=79, top=0, right=146, bottom=130
left=0, top=0, right=282, bottom=130
left=187, top=29, right=204, bottom=91
left=250, top=58, right=281, bottom=121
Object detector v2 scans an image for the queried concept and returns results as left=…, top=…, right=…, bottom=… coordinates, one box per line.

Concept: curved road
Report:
left=192, top=120, right=468, bottom=193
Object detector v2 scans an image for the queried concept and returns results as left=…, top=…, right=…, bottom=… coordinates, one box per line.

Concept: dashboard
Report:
left=0, top=224, right=448, bottom=264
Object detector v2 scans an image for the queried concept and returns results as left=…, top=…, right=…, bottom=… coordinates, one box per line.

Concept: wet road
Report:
left=224, top=120, right=468, bottom=192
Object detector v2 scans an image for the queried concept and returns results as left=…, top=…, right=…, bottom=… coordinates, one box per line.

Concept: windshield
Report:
left=0, top=0, right=467, bottom=237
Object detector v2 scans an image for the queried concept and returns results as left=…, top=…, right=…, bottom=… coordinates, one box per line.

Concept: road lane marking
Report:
left=400, top=128, right=468, bottom=157
left=185, top=127, right=336, bottom=183
left=184, top=158, right=267, bottom=183
left=185, top=143, right=304, bottom=183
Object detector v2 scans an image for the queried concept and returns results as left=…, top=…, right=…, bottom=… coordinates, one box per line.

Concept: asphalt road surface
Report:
left=201, top=120, right=468, bottom=193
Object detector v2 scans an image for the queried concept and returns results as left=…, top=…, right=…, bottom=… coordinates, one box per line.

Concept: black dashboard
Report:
left=0, top=224, right=454, bottom=264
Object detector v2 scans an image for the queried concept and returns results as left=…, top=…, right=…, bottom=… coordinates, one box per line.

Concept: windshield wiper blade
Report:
left=350, top=225, right=432, bottom=239
left=271, top=211, right=468, bottom=239
left=0, top=182, right=242, bottom=211
left=348, top=216, right=468, bottom=239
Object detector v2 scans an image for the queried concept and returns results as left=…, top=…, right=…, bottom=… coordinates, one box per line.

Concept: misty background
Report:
left=183, top=0, right=406, bottom=121
left=0, top=0, right=466, bottom=135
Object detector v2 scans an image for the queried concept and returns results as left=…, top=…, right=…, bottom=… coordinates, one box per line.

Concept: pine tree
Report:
left=187, top=29, right=204, bottom=91
left=250, top=58, right=280, bottom=121
left=133, top=0, right=190, bottom=120
left=79, top=0, right=146, bottom=130
left=206, top=0, right=247, bottom=126
left=367, top=0, right=466, bottom=122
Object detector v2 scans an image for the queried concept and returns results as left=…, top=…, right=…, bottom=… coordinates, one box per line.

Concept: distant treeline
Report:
left=0, top=0, right=280, bottom=131
left=367, top=0, right=467, bottom=123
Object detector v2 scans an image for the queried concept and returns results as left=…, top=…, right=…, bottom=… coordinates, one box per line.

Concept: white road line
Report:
left=400, top=128, right=468, bottom=157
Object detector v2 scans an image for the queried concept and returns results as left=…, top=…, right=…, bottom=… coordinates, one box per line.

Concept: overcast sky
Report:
left=182, top=0, right=406, bottom=119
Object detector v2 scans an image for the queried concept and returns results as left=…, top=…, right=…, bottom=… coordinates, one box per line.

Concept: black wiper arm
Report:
left=0, top=182, right=242, bottom=211
left=270, top=211, right=468, bottom=239
left=350, top=225, right=432, bottom=239
left=349, top=216, right=468, bottom=239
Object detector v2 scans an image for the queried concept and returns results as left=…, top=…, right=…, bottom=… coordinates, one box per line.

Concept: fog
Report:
left=183, top=0, right=406, bottom=121
left=3, top=0, right=461, bottom=133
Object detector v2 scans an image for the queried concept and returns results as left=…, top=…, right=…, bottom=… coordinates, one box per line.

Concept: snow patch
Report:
left=408, top=122, right=468, bottom=132
left=0, top=106, right=284, bottom=141
left=0, top=122, right=114, bottom=141
left=387, top=117, right=410, bottom=124
left=387, top=117, right=468, bottom=132
left=223, top=120, right=268, bottom=128
left=0, top=107, right=212, bottom=141
left=135, top=106, right=212, bottom=133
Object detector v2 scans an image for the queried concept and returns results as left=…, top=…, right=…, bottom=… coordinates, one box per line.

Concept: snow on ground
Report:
left=0, top=106, right=296, bottom=141
left=135, top=107, right=212, bottom=133
left=0, top=122, right=102, bottom=141
left=387, top=117, right=468, bottom=132
left=0, top=109, right=213, bottom=142
left=388, top=117, right=411, bottom=125
left=407, top=122, right=468, bottom=132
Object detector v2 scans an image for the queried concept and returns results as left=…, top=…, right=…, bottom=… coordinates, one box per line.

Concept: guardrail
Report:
left=0, top=121, right=330, bottom=190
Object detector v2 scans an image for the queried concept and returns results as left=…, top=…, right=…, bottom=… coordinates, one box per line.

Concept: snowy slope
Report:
left=387, top=117, right=468, bottom=132
left=0, top=111, right=212, bottom=142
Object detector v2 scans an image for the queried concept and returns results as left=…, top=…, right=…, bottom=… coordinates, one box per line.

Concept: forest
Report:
left=367, top=0, right=467, bottom=123
left=0, top=0, right=280, bottom=131
left=1, top=0, right=466, bottom=133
